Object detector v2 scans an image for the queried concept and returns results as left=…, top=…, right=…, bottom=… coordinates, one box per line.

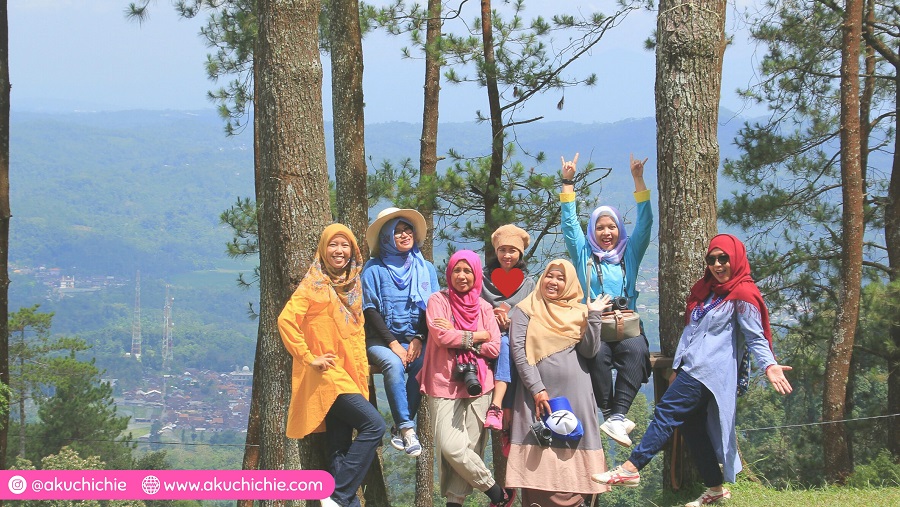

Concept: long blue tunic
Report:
left=673, top=297, right=777, bottom=481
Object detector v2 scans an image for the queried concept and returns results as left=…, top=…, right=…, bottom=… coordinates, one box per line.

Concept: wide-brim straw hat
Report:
left=366, top=207, right=427, bottom=256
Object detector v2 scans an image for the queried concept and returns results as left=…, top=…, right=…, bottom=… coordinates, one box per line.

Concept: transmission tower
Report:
left=161, top=285, right=174, bottom=370
left=131, top=270, right=142, bottom=359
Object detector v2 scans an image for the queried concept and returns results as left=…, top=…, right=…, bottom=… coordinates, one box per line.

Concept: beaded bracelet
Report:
left=463, top=331, right=473, bottom=349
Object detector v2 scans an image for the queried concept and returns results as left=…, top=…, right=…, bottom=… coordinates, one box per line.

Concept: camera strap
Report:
left=587, top=255, right=627, bottom=300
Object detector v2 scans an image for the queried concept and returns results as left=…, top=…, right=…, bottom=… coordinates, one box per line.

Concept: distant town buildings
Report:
left=119, top=366, right=253, bottom=436
left=12, top=264, right=127, bottom=300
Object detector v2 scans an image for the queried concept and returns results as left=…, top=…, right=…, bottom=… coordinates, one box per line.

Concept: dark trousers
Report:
left=627, top=371, right=724, bottom=488
left=324, top=393, right=386, bottom=507
left=589, top=334, right=650, bottom=417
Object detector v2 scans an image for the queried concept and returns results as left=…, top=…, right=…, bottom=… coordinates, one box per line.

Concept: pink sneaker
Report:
left=685, top=487, right=731, bottom=506
left=484, top=404, right=503, bottom=430
left=591, top=465, right=641, bottom=487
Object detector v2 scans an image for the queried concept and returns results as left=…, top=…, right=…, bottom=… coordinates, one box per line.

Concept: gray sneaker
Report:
left=389, top=427, right=405, bottom=451
left=403, top=430, right=422, bottom=457
left=623, top=417, right=636, bottom=433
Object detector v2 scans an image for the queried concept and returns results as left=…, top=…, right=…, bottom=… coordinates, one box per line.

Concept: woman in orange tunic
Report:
left=278, top=224, right=385, bottom=507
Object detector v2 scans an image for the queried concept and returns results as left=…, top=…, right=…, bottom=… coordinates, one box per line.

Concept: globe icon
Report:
left=141, top=475, right=161, bottom=495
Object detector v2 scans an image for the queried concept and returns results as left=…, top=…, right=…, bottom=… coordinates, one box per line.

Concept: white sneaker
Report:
left=685, top=487, right=731, bottom=506
left=591, top=465, right=641, bottom=487
left=320, top=496, right=342, bottom=507
left=623, top=417, right=636, bottom=433
left=600, top=419, right=633, bottom=447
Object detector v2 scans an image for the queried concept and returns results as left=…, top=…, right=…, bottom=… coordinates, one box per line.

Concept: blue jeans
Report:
left=325, top=393, right=386, bottom=507
left=494, top=333, right=512, bottom=383
left=367, top=341, right=424, bottom=430
left=627, top=371, right=724, bottom=487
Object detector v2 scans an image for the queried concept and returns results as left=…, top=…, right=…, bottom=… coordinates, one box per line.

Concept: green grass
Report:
left=647, top=481, right=900, bottom=507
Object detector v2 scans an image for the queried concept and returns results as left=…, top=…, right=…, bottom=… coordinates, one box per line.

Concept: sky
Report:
left=9, top=0, right=768, bottom=124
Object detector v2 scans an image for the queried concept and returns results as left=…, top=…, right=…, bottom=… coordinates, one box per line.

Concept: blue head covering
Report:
left=587, top=205, right=629, bottom=265
left=378, top=218, right=433, bottom=311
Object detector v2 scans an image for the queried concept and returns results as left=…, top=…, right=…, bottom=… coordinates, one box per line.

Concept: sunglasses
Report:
left=705, top=254, right=730, bottom=266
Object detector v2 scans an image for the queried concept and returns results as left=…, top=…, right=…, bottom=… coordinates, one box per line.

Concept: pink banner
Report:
left=0, top=470, right=335, bottom=500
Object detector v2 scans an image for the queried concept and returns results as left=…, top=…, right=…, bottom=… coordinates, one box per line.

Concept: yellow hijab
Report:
left=303, top=223, right=364, bottom=326
left=515, top=259, right=588, bottom=365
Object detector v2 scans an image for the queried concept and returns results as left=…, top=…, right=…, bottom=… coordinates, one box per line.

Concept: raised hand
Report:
left=561, top=153, right=579, bottom=181
left=629, top=153, right=649, bottom=192
left=587, top=294, right=612, bottom=313
left=629, top=153, right=648, bottom=179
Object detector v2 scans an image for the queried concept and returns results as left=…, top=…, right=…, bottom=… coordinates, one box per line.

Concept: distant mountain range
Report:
left=11, top=107, right=757, bottom=279
left=8, top=107, right=760, bottom=383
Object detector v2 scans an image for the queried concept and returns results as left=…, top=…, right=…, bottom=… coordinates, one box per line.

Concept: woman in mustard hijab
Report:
left=278, top=224, right=385, bottom=507
left=505, top=259, right=611, bottom=507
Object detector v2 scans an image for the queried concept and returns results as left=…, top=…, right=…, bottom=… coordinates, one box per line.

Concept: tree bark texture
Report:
left=253, top=1, right=333, bottom=504
left=0, top=0, right=9, bottom=473
left=481, top=0, right=505, bottom=255
left=822, top=0, right=864, bottom=484
left=329, top=0, right=370, bottom=258
left=655, top=0, right=726, bottom=491
left=239, top=49, right=264, bottom=507
left=418, top=0, right=442, bottom=261
left=412, top=1, right=443, bottom=498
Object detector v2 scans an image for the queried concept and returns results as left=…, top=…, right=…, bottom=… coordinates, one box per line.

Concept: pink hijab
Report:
left=446, top=250, right=484, bottom=331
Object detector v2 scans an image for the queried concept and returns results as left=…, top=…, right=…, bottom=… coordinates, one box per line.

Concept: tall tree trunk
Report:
left=418, top=0, right=442, bottom=261
left=879, top=34, right=900, bottom=467
left=414, top=0, right=443, bottom=502
left=655, top=0, right=726, bottom=491
left=479, top=0, right=510, bottom=485
left=888, top=72, right=900, bottom=461
left=480, top=0, right=504, bottom=254
left=239, top=54, right=263, bottom=507
left=254, top=1, right=332, bottom=505
left=0, top=0, right=9, bottom=475
left=822, top=0, right=864, bottom=483
left=330, top=0, right=370, bottom=257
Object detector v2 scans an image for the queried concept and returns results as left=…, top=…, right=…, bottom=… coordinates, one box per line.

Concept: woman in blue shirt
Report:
left=592, top=234, right=793, bottom=507
left=363, top=207, right=440, bottom=457
left=559, top=153, right=652, bottom=447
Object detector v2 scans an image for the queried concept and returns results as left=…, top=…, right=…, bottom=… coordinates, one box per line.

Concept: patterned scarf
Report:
left=302, top=223, right=364, bottom=328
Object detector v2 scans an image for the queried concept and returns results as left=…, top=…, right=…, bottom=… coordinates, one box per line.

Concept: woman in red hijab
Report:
left=593, top=234, right=793, bottom=507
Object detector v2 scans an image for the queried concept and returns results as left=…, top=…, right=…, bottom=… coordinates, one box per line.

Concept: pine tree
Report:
left=32, top=362, right=134, bottom=470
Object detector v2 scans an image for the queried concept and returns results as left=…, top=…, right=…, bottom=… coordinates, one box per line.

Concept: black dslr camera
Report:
left=530, top=420, right=553, bottom=447
left=453, top=355, right=482, bottom=396
left=610, top=296, right=629, bottom=311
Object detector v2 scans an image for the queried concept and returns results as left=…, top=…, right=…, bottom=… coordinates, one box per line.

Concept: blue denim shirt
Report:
left=362, top=257, right=440, bottom=343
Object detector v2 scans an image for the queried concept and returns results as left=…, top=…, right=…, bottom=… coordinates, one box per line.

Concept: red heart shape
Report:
left=492, top=268, right=525, bottom=298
